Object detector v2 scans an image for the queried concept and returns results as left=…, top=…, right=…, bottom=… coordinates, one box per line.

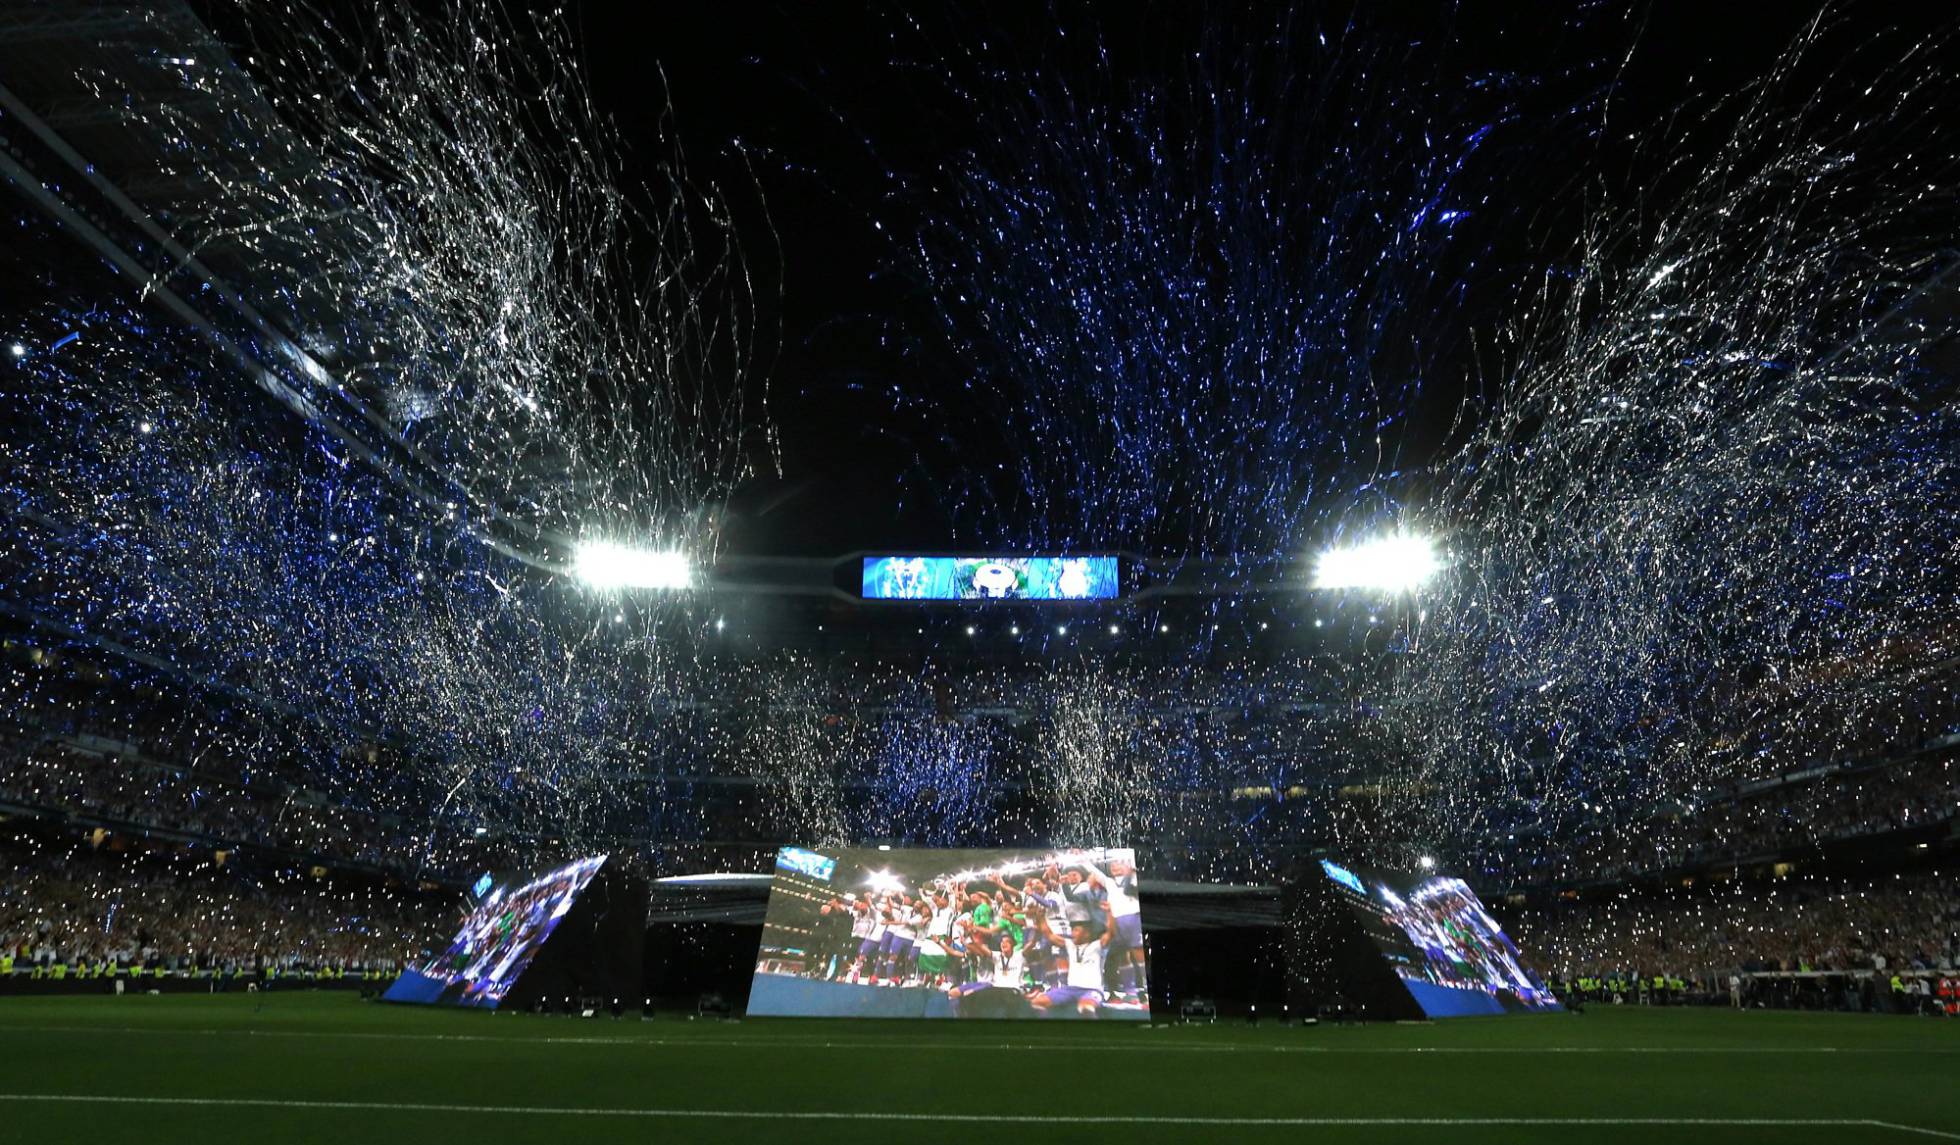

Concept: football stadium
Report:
left=0, top=2, right=1956, bottom=1142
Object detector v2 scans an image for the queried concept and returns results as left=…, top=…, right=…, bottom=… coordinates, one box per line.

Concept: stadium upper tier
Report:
left=2, top=637, right=1953, bottom=891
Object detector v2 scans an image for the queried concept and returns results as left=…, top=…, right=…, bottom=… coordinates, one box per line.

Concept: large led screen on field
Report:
left=748, top=846, right=1150, bottom=1020
left=383, top=854, right=608, bottom=1009
left=1318, top=859, right=1562, bottom=1018
left=860, top=556, right=1119, bottom=600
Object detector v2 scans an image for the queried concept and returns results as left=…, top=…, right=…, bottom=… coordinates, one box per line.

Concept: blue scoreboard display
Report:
left=860, top=555, right=1119, bottom=601
left=776, top=846, right=838, bottom=881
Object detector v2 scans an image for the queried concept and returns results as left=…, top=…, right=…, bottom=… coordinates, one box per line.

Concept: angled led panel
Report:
left=1316, top=859, right=1563, bottom=1018
left=383, top=854, right=610, bottom=1009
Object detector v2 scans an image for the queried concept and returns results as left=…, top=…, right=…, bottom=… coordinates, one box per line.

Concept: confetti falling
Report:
left=881, top=8, right=1544, bottom=570
left=1, top=0, right=768, bottom=868
left=1381, top=21, right=1960, bottom=883
left=0, top=0, right=1952, bottom=951
left=104, top=0, right=771, bottom=550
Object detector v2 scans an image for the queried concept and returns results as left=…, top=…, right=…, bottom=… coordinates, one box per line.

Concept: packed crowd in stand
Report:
left=3, top=639, right=1958, bottom=996
left=19, top=700, right=1953, bottom=891
left=8, top=643, right=1953, bottom=884
left=0, top=738, right=510, bottom=881
left=1514, top=870, right=1960, bottom=995
left=0, top=831, right=447, bottom=979
left=1482, top=748, right=1960, bottom=889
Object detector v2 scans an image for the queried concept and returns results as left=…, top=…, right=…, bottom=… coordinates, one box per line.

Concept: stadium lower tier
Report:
left=0, top=829, right=446, bottom=979
left=1512, top=871, right=1960, bottom=982
left=4, top=821, right=1956, bottom=1017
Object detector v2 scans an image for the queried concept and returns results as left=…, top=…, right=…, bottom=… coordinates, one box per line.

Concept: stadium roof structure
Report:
left=0, top=2, right=583, bottom=572
left=20, top=3, right=1957, bottom=582
left=646, top=873, right=1283, bottom=930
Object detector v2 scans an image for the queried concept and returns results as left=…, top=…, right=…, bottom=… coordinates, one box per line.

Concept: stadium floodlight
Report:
left=1313, top=533, right=1442, bottom=592
left=572, top=540, right=692, bottom=590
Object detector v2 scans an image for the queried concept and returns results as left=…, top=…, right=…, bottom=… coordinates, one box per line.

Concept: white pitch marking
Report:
left=1872, top=1125, right=1960, bottom=1142
left=1, top=1094, right=1957, bottom=1136
left=4, top=1023, right=1957, bottom=1056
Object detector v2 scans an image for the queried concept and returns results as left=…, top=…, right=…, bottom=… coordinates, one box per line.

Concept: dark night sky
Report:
left=557, top=2, right=1945, bottom=558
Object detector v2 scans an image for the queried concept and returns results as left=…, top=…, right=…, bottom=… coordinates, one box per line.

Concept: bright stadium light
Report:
left=1313, top=533, right=1442, bottom=592
left=572, top=540, right=692, bottom=590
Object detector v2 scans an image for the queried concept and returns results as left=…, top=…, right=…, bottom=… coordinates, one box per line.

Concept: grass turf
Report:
left=0, top=992, right=1953, bottom=1143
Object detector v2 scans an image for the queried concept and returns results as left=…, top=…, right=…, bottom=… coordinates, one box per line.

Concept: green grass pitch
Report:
left=0, top=993, right=1954, bottom=1143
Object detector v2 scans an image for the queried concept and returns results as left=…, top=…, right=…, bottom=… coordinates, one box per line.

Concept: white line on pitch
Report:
left=4, top=1023, right=1957, bottom=1056
left=1871, top=1126, right=1960, bottom=1142
left=3, top=1094, right=1958, bottom=1136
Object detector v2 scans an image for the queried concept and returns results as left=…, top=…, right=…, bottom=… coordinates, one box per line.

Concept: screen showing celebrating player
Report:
left=382, top=854, right=609, bottom=1009
left=748, top=846, right=1150, bottom=1020
left=1319, top=858, right=1563, bottom=1018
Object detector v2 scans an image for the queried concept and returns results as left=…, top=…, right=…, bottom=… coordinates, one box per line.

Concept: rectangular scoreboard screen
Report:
left=860, top=555, right=1119, bottom=600
left=748, top=845, right=1150, bottom=1020
left=1318, top=859, right=1562, bottom=1018
left=776, top=846, right=837, bottom=881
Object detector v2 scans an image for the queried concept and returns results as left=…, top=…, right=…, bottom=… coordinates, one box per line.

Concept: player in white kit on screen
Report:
left=1030, top=894, right=1115, bottom=1017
